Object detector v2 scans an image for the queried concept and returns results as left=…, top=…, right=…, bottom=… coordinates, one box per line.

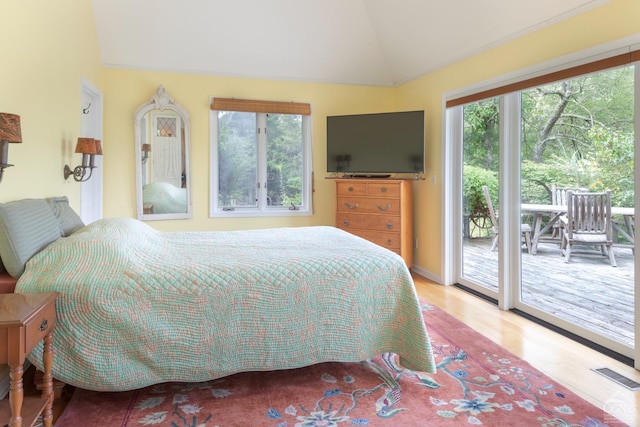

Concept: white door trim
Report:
left=80, top=78, right=103, bottom=223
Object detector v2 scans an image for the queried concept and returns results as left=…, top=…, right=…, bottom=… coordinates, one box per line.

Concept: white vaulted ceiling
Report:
left=91, top=0, right=607, bottom=87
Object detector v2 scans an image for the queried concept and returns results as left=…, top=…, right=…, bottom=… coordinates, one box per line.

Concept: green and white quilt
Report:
left=17, top=218, right=435, bottom=391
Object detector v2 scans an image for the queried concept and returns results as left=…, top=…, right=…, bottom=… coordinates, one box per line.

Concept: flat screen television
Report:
left=326, top=110, right=424, bottom=175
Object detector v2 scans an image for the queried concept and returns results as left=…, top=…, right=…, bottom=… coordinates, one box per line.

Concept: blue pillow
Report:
left=46, top=196, right=85, bottom=236
left=0, top=199, right=63, bottom=278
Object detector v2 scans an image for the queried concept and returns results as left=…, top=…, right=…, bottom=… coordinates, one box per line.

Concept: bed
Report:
left=2, top=197, right=435, bottom=392
left=142, top=181, right=187, bottom=214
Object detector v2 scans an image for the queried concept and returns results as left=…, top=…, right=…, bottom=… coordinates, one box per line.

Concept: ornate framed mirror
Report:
left=134, top=85, right=192, bottom=220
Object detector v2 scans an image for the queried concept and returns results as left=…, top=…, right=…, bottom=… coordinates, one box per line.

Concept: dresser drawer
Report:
left=337, top=212, right=401, bottom=232
left=367, top=182, right=401, bottom=197
left=334, top=178, right=412, bottom=268
left=336, top=181, right=401, bottom=197
left=336, top=181, right=367, bottom=196
left=337, top=196, right=400, bottom=214
left=25, top=302, right=56, bottom=351
left=343, top=229, right=401, bottom=251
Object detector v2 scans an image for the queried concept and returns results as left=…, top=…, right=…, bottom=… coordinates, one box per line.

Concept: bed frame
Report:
left=0, top=273, right=17, bottom=294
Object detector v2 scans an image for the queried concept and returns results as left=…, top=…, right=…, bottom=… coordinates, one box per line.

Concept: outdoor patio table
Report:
left=521, top=203, right=634, bottom=254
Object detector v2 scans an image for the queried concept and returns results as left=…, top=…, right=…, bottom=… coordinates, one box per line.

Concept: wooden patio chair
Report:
left=482, top=185, right=532, bottom=254
left=550, top=184, right=589, bottom=239
left=560, top=190, right=617, bottom=266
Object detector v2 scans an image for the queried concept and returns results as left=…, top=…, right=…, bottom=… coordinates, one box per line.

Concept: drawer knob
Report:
left=343, top=220, right=350, bottom=226
left=376, top=204, right=392, bottom=212
left=387, top=239, right=393, bottom=246
left=39, top=318, right=49, bottom=331
left=387, top=222, right=393, bottom=229
left=381, top=187, right=387, bottom=193
left=348, top=186, right=354, bottom=192
left=344, top=202, right=359, bottom=209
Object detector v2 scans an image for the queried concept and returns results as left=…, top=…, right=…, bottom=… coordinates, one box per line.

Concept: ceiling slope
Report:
left=91, top=0, right=607, bottom=86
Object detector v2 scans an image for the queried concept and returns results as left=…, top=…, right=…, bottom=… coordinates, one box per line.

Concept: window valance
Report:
left=210, top=98, right=311, bottom=115
left=447, top=49, right=640, bottom=108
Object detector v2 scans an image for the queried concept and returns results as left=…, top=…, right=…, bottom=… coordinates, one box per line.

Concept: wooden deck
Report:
left=462, top=237, right=634, bottom=348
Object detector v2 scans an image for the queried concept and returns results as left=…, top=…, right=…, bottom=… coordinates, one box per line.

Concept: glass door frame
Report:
left=447, top=95, right=523, bottom=310
left=445, top=87, right=640, bottom=366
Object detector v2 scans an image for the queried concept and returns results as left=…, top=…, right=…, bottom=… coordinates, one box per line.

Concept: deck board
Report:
left=462, top=237, right=634, bottom=347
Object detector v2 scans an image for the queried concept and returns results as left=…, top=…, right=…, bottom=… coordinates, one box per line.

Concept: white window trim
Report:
left=209, top=105, right=313, bottom=218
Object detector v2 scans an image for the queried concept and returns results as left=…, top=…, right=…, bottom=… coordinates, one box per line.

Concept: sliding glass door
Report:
left=460, top=98, right=500, bottom=297
left=518, top=65, right=636, bottom=356
left=449, top=62, right=638, bottom=363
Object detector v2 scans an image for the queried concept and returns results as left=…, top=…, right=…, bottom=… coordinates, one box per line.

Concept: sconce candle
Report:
left=141, top=143, right=151, bottom=164
left=64, top=137, right=102, bottom=182
left=0, top=113, right=22, bottom=182
left=90, top=140, right=102, bottom=168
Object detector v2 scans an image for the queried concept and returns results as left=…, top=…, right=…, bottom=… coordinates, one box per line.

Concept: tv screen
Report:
left=326, top=110, right=424, bottom=175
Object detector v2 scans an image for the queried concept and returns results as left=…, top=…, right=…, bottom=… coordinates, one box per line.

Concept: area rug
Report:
left=54, top=302, right=626, bottom=426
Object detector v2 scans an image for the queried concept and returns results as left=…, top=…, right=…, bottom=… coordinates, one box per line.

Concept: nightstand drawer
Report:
left=25, top=303, right=56, bottom=352
left=337, top=196, right=400, bottom=214
left=337, top=212, right=401, bottom=231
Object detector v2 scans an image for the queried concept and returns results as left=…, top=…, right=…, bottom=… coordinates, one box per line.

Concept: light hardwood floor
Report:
left=414, top=274, right=639, bottom=426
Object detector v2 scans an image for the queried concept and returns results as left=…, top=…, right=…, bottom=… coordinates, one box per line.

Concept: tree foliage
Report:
left=266, top=113, right=303, bottom=206
left=463, top=65, right=635, bottom=226
left=217, top=112, right=304, bottom=207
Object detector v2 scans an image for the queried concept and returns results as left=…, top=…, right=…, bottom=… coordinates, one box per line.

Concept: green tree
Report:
left=521, top=66, right=634, bottom=165
left=464, top=65, right=634, bottom=209
left=463, top=98, right=499, bottom=170
left=267, top=113, right=303, bottom=206
left=218, top=111, right=257, bottom=207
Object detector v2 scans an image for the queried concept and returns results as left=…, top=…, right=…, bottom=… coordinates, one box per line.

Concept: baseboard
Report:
left=411, top=264, right=442, bottom=284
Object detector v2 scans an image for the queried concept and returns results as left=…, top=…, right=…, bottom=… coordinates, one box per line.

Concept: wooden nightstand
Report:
left=0, top=292, right=59, bottom=427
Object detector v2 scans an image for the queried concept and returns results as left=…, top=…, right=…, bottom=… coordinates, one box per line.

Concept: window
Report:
left=210, top=98, right=312, bottom=217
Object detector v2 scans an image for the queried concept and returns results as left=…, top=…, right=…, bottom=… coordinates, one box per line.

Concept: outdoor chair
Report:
left=482, top=185, right=532, bottom=254
left=560, top=190, right=616, bottom=266
left=550, top=184, right=589, bottom=240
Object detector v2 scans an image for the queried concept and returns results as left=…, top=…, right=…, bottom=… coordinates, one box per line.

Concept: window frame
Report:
left=209, top=99, right=313, bottom=218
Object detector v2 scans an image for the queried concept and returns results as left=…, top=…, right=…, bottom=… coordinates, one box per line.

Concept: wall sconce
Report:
left=0, top=113, right=22, bottom=183
left=64, top=137, right=102, bottom=182
left=141, top=143, right=151, bottom=164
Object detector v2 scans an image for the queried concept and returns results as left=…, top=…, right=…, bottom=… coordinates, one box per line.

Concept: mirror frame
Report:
left=134, top=85, right=192, bottom=220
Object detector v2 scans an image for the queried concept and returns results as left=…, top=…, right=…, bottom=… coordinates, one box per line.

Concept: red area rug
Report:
left=54, top=302, right=626, bottom=426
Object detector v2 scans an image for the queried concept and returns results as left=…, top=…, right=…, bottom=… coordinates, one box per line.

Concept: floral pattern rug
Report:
left=54, top=302, right=627, bottom=426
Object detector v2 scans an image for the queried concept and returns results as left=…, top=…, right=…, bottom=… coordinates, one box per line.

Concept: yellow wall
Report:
left=397, top=0, right=640, bottom=277
left=2, top=0, right=640, bottom=281
left=0, top=0, right=102, bottom=206
left=101, top=69, right=396, bottom=231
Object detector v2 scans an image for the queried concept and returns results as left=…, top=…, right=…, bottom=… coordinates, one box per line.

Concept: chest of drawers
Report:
left=335, top=179, right=413, bottom=267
